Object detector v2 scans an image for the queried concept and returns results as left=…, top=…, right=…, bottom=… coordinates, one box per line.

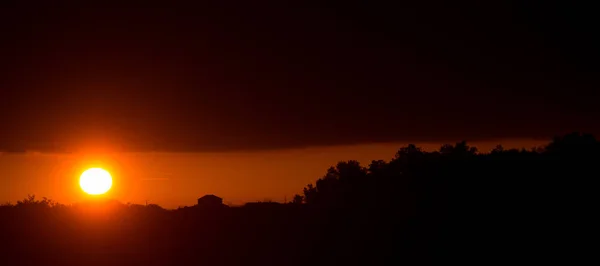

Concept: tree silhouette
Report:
left=545, top=132, right=600, bottom=157
left=302, top=183, right=318, bottom=204
left=291, top=194, right=303, bottom=204
left=1, top=132, right=597, bottom=265
left=491, top=144, right=504, bottom=154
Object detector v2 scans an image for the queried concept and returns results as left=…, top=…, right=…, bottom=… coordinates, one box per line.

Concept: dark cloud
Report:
left=1, top=1, right=599, bottom=152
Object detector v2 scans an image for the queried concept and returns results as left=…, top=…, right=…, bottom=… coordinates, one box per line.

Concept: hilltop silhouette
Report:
left=0, top=132, right=596, bottom=265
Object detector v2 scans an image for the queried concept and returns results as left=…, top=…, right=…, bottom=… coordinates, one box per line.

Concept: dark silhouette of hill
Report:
left=0, top=132, right=597, bottom=265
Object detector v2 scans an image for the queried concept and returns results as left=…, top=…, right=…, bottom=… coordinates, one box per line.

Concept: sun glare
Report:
left=80, top=168, right=113, bottom=195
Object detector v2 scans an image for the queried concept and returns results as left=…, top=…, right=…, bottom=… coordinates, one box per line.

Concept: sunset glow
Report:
left=79, top=168, right=112, bottom=195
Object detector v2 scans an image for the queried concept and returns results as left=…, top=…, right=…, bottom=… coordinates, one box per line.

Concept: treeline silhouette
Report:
left=0, top=132, right=597, bottom=265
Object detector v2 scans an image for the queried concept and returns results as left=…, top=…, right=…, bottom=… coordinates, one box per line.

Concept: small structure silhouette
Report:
left=197, top=194, right=224, bottom=208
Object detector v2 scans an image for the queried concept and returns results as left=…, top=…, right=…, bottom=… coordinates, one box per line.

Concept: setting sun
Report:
left=80, top=168, right=113, bottom=195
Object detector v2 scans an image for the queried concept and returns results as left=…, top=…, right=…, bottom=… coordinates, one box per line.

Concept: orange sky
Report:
left=0, top=139, right=548, bottom=209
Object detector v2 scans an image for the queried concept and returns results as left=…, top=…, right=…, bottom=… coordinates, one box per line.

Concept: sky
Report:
left=0, top=2, right=597, bottom=207
left=0, top=140, right=548, bottom=208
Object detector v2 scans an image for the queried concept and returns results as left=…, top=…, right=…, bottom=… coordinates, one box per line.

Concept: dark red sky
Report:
left=1, top=1, right=599, bottom=152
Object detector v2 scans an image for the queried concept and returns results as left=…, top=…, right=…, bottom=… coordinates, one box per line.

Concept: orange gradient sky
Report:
left=0, top=139, right=548, bottom=209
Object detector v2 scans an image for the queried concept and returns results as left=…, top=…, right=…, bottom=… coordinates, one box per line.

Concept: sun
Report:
left=80, top=168, right=113, bottom=195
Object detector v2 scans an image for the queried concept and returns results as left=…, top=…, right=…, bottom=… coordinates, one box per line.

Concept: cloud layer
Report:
left=1, top=2, right=598, bottom=152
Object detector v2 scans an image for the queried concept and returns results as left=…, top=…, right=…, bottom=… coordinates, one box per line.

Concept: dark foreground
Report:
left=0, top=133, right=597, bottom=265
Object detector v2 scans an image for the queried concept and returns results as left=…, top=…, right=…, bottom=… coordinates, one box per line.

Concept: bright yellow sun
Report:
left=80, top=168, right=113, bottom=195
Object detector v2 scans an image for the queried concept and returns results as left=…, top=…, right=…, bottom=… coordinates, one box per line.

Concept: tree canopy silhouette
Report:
left=0, top=132, right=596, bottom=265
